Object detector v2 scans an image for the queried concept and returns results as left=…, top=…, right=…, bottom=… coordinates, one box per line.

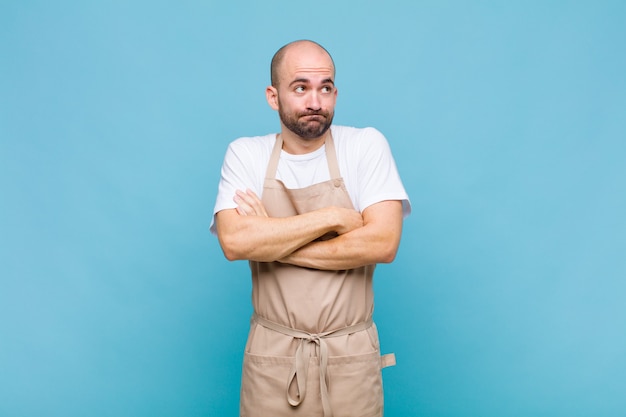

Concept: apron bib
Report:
left=240, top=135, right=395, bottom=417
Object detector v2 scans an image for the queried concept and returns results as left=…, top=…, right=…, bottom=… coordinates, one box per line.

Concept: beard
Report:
left=278, top=103, right=334, bottom=140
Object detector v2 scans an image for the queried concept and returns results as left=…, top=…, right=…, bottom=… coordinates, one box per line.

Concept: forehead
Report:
left=279, top=44, right=335, bottom=82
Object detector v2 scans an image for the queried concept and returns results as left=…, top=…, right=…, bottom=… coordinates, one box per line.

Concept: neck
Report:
left=279, top=128, right=330, bottom=155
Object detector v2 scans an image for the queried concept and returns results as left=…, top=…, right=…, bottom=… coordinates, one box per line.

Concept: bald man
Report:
left=211, top=40, right=411, bottom=417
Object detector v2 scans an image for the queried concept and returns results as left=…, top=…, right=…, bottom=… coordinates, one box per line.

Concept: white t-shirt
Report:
left=210, top=125, right=410, bottom=233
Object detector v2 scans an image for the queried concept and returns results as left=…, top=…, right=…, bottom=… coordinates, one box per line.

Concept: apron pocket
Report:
left=240, top=352, right=323, bottom=417
left=327, top=350, right=385, bottom=417
left=240, top=350, right=387, bottom=417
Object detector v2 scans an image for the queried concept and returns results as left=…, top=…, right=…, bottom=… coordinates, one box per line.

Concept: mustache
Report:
left=299, top=111, right=328, bottom=117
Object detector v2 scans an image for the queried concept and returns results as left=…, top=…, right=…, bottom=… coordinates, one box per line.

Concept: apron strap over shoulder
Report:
left=264, top=134, right=283, bottom=180
left=252, top=313, right=373, bottom=417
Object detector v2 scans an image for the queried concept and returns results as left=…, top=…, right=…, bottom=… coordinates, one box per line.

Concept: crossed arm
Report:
left=215, top=189, right=404, bottom=270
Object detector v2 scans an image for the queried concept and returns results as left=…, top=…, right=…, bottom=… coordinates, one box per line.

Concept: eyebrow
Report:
left=288, top=77, right=335, bottom=87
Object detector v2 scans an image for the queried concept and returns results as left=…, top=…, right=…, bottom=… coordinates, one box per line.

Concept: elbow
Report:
left=376, top=238, right=400, bottom=264
left=221, top=247, right=239, bottom=261
left=378, top=246, right=398, bottom=264
left=220, top=245, right=239, bottom=262
left=218, top=234, right=244, bottom=261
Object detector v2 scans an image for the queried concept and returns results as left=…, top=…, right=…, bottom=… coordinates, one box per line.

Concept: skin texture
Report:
left=215, top=40, right=404, bottom=270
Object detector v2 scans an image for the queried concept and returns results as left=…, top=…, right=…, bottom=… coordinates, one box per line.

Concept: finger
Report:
left=245, top=189, right=268, bottom=217
left=236, top=189, right=267, bottom=217
left=236, top=189, right=257, bottom=206
left=245, top=189, right=261, bottom=200
left=234, top=192, right=255, bottom=215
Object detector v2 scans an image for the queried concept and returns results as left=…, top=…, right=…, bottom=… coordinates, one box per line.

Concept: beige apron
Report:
left=240, top=134, right=395, bottom=417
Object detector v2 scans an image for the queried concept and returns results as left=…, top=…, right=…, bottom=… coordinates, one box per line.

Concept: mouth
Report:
left=300, top=114, right=325, bottom=121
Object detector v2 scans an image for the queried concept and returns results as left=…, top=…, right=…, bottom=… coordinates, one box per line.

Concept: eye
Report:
left=321, top=85, right=333, bottom=93
left=294, top=86, right=305, bottom=93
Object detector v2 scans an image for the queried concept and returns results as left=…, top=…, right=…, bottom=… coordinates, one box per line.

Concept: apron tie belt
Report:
left=252, top=313, right=373, bottom=417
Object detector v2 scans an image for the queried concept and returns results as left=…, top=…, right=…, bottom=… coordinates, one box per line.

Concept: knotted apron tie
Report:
left=252, top=313, right=373, bottom=417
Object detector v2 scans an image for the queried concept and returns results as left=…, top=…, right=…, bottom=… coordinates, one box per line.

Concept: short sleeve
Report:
left=210, top=137, right=269, bottom=234
left=356, top=128, right=411, bottom=217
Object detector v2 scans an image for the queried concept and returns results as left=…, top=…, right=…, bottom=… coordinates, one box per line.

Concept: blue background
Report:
left=1, top=1, right=625, bottom=416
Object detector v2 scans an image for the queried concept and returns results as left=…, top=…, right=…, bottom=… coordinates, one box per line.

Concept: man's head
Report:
left=266, top=40, right=337, bottom=141
left=270, top=40, right=335, bottom=88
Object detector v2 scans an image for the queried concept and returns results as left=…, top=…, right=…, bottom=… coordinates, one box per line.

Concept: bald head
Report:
left=270, top=40, right=335, bottom=87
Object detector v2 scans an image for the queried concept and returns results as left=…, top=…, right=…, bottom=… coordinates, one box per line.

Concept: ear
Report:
left=266, top=86, right=279, bottom=111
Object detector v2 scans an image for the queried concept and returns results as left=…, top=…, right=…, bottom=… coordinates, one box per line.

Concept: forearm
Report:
left=280, top=230, right=395, bottom=270
left=280, top=200, right=403, bottom=270
left=216, top=207, right=357, bottom=262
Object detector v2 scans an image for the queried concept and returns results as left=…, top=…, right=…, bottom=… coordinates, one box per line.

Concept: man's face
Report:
left=274, top=45, right=337, bottom=140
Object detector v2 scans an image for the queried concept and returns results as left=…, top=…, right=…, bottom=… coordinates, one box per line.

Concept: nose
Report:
left=306, top=91, right=321, bottom=111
